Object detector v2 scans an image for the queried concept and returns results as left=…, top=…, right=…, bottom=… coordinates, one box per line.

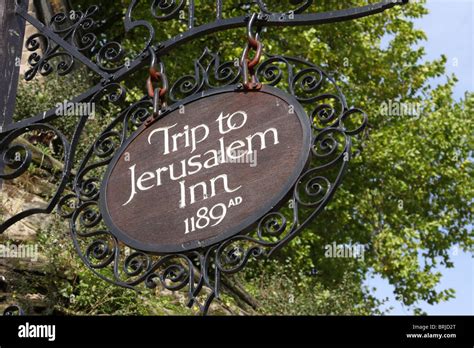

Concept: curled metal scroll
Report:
left=1, top=0, right=404, bottom=315
left=54, top=49, right=367, bottom=314
left=3, top=305, right=25, bottom=316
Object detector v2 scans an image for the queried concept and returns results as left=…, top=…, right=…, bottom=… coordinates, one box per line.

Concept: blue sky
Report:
left=367, top=0, right=473, bottom=315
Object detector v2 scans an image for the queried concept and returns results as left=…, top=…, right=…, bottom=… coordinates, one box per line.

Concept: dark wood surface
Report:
left=102, top=88, right=310, bottom=253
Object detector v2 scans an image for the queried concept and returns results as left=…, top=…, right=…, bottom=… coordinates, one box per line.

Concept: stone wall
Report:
left=0, top=175, right=253, bottom=315
left=0, top=178, right=56, bottom=315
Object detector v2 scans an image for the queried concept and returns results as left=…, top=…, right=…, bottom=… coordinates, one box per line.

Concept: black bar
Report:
left=0, top=316, right=472, bottom=346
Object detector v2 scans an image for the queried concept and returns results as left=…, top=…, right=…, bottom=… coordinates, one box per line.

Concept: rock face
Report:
left=1, top=183, right=51, bottom=242
left=20, top=0, right=39, bottom=77
left=0, top=179, right=54, bottom=315
left=0, top=178, right=254, bottom=316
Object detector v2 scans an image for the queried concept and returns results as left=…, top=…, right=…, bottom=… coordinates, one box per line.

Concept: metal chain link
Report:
left=145, top=46, right=168, bottom=127
left=241, top=13, right=265, bottom=90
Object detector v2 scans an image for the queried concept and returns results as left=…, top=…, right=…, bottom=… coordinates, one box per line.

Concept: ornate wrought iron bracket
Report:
left=0, top=0, right=407, bottom=315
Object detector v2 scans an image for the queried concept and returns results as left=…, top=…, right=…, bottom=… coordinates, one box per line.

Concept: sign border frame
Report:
left=99, top=84, right=312, bottom=254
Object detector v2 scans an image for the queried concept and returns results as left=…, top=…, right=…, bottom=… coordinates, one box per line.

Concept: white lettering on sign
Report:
left=122, top=109, right=280, bottom=234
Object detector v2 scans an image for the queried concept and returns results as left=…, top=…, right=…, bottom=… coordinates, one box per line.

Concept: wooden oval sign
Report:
left=100, top=86, right=311, bottom=253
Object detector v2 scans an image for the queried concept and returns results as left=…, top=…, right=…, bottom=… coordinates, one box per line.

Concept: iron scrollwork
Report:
left=3, top=305, right=25, bottom=316
left=54, top=48, right=367, bottom=314
left=1, top=0, right=405, bottom=315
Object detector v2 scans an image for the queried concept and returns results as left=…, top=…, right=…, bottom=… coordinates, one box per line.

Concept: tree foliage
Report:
left=11, top=0, right=473, bottom=314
